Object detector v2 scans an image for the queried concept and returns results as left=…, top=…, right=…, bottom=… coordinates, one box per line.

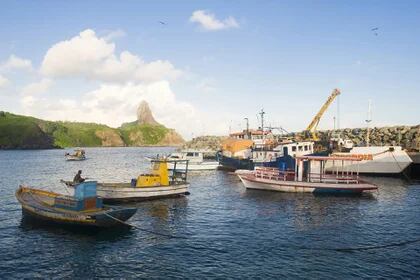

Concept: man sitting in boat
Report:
left=73, top=170, right=85, bottom=184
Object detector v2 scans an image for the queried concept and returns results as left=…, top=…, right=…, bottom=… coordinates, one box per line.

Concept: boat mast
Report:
left=244, top=117, right=249, bottom=139
left=365, top=100, right=372, bottom=147
left=259, top=109, right=265, bottom=147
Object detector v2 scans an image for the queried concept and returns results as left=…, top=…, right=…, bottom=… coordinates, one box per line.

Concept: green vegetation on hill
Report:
left=119, top=121, right=169, bottom=145
left=0, top=112, right=54, bottom=149
left=0, top=111, right=183, bottom=149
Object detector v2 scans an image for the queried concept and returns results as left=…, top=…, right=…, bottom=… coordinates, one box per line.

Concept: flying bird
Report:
left=158, top=21, right=167, bottom=25
left=371, top=27, right=379, bottom=36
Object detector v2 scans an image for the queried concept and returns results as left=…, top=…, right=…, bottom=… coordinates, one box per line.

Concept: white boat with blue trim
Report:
left=236, top=155, right=378, bottom=194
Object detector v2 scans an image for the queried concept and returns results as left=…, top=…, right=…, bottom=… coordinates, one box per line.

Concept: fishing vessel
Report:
left=236, top=155, right=378, bottom=194
left=16, top=181, right=137, bottom=228
left=148, top=150, right=219, bottom=171
left=96, top=159, right=190, bottom=202
left=65, top=149, right=86, bottom=161
left=327, top=146, right=412, bottom=175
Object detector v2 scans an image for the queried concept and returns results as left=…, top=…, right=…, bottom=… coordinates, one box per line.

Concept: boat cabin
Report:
left=295, top=155, right=363, bottom=184
left=55, top=181, right=102, bottom=211
left=168, top=150, right=204, bottom=163
left=135, top=159, right=189, bottom=187
left=273, top=141, right=314, bottom=158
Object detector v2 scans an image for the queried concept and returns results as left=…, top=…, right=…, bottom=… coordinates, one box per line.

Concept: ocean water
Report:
left=0, top=147, right=419, bottom=279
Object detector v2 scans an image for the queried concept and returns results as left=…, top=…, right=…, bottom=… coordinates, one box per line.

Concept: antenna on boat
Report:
left=244, top=117, right=249, bottom=138
left=259, top=108, right=266, bottom=144
left=365, top=99, right=372, bottom=146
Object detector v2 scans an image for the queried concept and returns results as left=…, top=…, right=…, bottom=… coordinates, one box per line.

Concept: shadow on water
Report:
left=19, top=215, right=134, bottom=241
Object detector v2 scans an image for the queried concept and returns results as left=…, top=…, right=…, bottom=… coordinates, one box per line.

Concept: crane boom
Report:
left=305, top=88, right=341, bottom=140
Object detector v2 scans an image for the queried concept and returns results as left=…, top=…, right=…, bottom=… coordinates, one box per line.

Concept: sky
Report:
left=0, top=0, right=419, bottom=139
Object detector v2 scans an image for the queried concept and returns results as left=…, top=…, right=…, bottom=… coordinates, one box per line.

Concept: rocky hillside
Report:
left=119, top=101, right=184, bottom=146
left=0, top=101, right=184, bottom=149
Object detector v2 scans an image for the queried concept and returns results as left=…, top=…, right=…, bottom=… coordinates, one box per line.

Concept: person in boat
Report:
left=73, top=170, right=85, bottom=184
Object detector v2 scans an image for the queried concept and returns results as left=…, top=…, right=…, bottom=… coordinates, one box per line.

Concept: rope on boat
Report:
left=390, top=151, right=411, bottom=182
left=300, top=237, right=420, bottom=252
left=103, top=212, right=187, bottom=239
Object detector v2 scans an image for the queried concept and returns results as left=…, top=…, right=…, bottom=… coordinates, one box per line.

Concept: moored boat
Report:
left=65, top=149, right=86, bottom=161
left=16, top=181, right=137, bottom=228
left=97, top=159, right=190, bottom=202
left=148, top=150, right=219, bottom=171
left=236, top=155, right=378, bottom=194
left=327, top=146, right=412, bottom=175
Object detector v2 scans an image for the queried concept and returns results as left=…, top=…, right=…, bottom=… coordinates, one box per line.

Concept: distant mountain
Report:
left=0, top=102, right=184, bottom=149
left=119, top=101, right=184, bottom=146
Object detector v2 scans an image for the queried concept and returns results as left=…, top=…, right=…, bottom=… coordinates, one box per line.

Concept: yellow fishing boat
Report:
left=96, top=159, right=190, bottom=202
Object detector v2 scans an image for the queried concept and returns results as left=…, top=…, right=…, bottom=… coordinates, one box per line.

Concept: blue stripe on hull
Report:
left=313, top=188, right=362, bottom=195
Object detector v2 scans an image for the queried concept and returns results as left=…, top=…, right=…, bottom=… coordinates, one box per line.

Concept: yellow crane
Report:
left=304, top=88, right=341, bottom=141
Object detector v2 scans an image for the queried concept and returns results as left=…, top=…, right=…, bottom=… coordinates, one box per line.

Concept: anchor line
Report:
left=103, top=212, right=187, bottom=239
left=390, top=151, right=411, bottom=182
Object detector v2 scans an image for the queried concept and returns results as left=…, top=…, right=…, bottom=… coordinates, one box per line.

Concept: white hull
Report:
left=97, top=183, right=189, bottom=201
left=237, top=174, right=376, bottom=194
left=65, top=156, right=86, bottom=161
left=326, top=146, right=412, bottom=174
left=167, top=161, right=219, bottom=171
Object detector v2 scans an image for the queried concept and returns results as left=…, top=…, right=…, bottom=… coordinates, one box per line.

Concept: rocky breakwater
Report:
left=293, top=125, right=419, bottom=151
left=181, top=136, right=226, bottom=158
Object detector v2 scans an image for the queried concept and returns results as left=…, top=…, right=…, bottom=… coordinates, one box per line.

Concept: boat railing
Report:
left=255, top=167, right=295, bottom=181
left=308, top=172, right=359, bottom=184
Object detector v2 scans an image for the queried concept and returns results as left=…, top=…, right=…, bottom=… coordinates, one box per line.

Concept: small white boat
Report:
left=65, top=149, right=86, bottom=161
left=237, top=155, right=378, bottom=194
left=327, top=146, right=412, bottom=175
left=97, top=159, right=189, bottom=202
left=150, top=150, right=219, bottom=171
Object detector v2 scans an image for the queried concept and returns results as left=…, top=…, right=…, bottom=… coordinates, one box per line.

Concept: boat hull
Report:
left=216, top=152, right=254, bottom=171
left=237, top=174, right=377, bottom=194
left=97, top=183, right=189, bottom=202
left=326, top=146, right=412, bottom=174
left=16, top=187, right=137, bottom=228
left=167, top=162, right=219, bottom=171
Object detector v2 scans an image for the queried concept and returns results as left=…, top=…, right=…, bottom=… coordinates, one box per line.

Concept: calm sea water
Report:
left=0, top=147, right=419, bottom=279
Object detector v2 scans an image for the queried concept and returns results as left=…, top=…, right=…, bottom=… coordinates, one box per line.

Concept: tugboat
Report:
left=96, top=158, right=190, bottom=202
left=16, top=181, right=137, bottom=228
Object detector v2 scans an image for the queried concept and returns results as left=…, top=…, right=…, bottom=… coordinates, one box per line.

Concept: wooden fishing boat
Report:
left=65, top=149, right=86, bottom=161
left=16, top=181, right=137, bottom=228
left=96, top=159, right=190, bottom=202
left=236, top=155, right=378, bottom=194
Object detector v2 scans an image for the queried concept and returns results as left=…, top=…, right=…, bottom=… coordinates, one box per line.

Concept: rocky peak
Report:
left=137, top=101, right=159, bottom=125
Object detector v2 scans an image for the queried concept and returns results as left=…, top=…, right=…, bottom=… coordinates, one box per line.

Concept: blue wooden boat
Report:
left=16, top=181, right=137, bottom=228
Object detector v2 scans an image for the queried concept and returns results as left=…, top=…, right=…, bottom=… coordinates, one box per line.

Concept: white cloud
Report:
left=1, top=54, right=33, bottom=72
left=20, top=80, right=203, bottom=138
left=104, top=29, right=126, bottom=41
left=0, top=74, right=9, bottom=88
left=41, top=29, right=181, bottom=83
left=190, top=10, right=239, bottom=31
left=21, top=78, right=53, bottom=95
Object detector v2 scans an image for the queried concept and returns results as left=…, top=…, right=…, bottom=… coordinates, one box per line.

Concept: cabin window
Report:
left=292, top=146, right=296, bottom=152
left=187, top=152, right=194, bottom=157
left=304, top=145, right=308, bottom=151
left=195, top=153, right=200, bottom=157
left=298, top=146, right=303, bottom=151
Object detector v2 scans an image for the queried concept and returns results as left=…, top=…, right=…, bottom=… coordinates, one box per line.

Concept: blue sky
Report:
left=0, top=1, right=419, bottom=138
